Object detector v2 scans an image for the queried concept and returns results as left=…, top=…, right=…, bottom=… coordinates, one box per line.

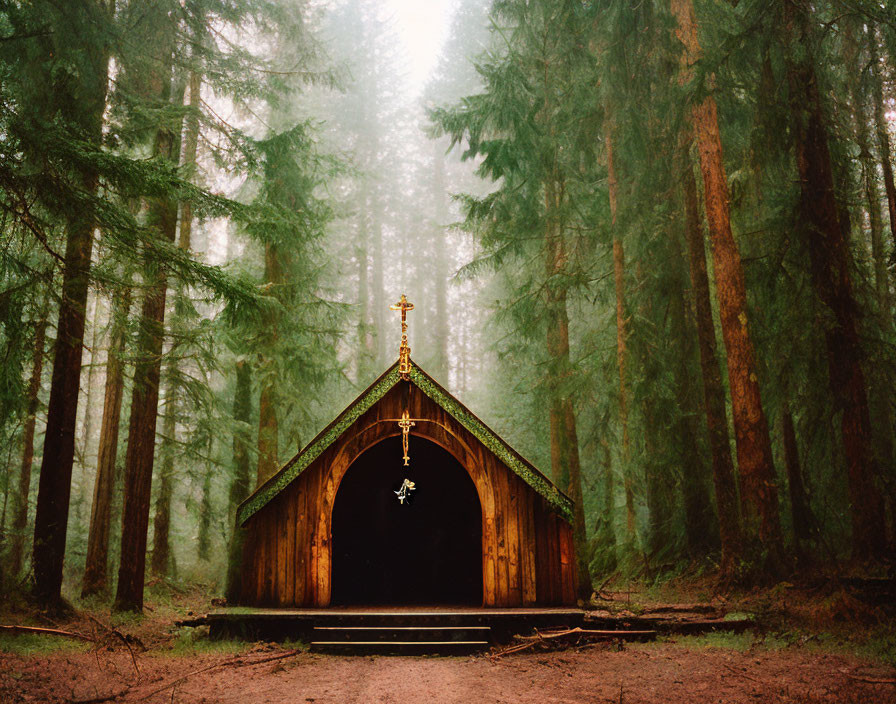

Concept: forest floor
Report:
left=1, top=576, right=894, bottom=704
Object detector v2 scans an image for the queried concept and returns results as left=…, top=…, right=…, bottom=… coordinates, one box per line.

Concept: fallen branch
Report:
left=493, top=627, right=656, bottom=657
left=136, top=649, right=302, bottom=701
left=0, top=625, right=94, bottom=642
left=515, top=627, right=656, bottom=642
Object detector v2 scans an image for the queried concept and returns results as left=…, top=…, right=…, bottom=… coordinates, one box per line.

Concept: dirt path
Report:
left=2, top=643, right=894, bottom=704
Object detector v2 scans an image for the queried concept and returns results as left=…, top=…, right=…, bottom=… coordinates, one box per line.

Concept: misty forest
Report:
left=1, top=0, right=895, bottom=702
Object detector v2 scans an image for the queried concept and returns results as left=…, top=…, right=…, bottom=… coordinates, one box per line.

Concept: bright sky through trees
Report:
left=383, top=0, right=454, bottom=92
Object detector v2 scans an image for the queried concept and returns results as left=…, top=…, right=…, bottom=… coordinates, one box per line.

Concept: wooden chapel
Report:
left=234, top=296, right=578, bottom=608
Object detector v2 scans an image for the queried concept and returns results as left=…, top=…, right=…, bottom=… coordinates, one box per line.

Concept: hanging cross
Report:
left=389, top=294, right=414, bottom=380
left=398, top=409, right=415, bottom=466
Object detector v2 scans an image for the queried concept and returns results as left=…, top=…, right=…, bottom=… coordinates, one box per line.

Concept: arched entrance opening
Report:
left=331, top=435, right=483, bottom=605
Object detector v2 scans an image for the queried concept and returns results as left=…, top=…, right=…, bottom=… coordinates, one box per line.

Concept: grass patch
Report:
left=642, top=626, right=896, bottom=667
left=166, top=627, right=248, bottom=656
left=0, top=632, right=92, bottom=655
left=798, top=627, right=896, bottom=667
left=651, top=631, right=790, bottom=652
left=165, top=628, right=307, bottom=656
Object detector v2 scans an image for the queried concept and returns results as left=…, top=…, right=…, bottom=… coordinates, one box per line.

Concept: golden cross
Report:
left=398, top=409, right=415, bottom=466
left=389, top=294, right=414, bottom=379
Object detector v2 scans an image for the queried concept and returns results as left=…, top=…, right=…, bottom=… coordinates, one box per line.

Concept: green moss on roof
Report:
left=236, top=360, right=573, bottom=526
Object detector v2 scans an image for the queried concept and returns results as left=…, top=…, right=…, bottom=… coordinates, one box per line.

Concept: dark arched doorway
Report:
left=331, top=435, right=483, bottom=605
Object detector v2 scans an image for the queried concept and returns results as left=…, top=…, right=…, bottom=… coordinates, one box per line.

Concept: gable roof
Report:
left=236, top=359, right=574, bottom=526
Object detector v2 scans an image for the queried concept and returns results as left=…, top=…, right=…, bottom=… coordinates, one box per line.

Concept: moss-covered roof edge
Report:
left=406, top=365, right=573, bottom=521
left=236, top=359, right=573, bottom=525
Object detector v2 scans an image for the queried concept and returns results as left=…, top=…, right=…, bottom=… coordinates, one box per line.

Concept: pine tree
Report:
left=670, top=0, right=784, bottom=568
left=82, top=287, right=131, bottom=597
left=8, top=293, right=50, bottom=579
left=28, top=0, right=115, bottom=607
left=781, top=1, right=886, bottom=562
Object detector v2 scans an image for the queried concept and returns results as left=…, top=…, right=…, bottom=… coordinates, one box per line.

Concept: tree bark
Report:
left=781, top=403, right=812, bottom=546
left=846, top=24, right=895, bottom=535
left=9, top=298, right=50, bottom=578
left=149, top=382, right=176, bottom=576
left=544, top=179, right=591, bottom=601
left=671, top=0, right=784, bottom=569
left=869, top=27, right=896, bottom=253
left=356, top=186, right=375, bottom=382
left=844, top=23, right=892, bottom=327
left=32, top=3, right=111, bottom=603
left=178, top=71, right=201, bottom=252
left=681, top=153, right=743, bottom=573
left=197, top=459, right=213, bottom=561
left=606, top=131, right=637, bottom=548
left=148, top=68, right=194, bottom=577
left=114, top=30, right=181, bottom=611
left=371, top=202, right=386, bottom=365
left=432, top=141, right=450, bottom=381
left=256, top=243, right=282, bottom=488
left=670, top=237, right=718, bottom=558
left=77, top=291, right=103, bottom=473
left=784, top=7, right=886, bottom=561
left=642, top=398, right=672, bottom=567
left=225, top=360, right=252, bottom=602
left=82, top=287, right=131, bottom=597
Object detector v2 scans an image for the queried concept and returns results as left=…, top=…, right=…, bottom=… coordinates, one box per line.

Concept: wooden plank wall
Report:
left=239, top=384, right=577, bottom=607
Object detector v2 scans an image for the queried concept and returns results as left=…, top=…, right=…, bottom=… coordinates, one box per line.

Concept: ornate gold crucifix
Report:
left=390, top=294, right=414, bottom=380
left=390, top=294, right=415, bottom=467
left=398, top=409, right=415, bottom=466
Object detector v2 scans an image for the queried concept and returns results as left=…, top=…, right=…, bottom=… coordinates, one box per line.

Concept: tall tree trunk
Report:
left=432, top=142, right=450, bottom=380
left=356, top=186, right=375, bottom=382
left=256, top=242, right=282, bottom=487
left=681, top=154, right=743, bottom=574
left=9, top=298, right=50, bottom=578
left=197, top=457, right=213, bottom=561
left=225, top=360, right=253, bottom=602
left=784, top=7, right=886, bottom=562
left=32, top=4, right=111, bottom=604
left=149, top=382, right=176, bottom=576
left=77, top=291, right=102, bottom=472
left=148, top=69, right=200, bottom=576
left=846, top=24, right=895, bottom=532
left=869, top=27, right=896, bottom=253
left=642, top=398, right=672, bottom=568
left=178, top=71, right=201, bottom=252
left=371, top=202, right=386, bottom=365
left=781, top=403, right=813, bottom=547
left=114, top=30, right=181, bottom=612
left=671, top=0, right=784, bottom=569
left=82, top=287, right=131, bottom=597
left=670, top=241, right=718, bottom=558
left=597, top=439, right=617, bottom=572
left=844, top=23, right=892, bottom=326
left=606, top=131, right=637, bottom=548
left=544, top=180, right=591, bottom=601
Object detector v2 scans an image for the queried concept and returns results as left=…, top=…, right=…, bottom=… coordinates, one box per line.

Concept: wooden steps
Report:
left=310, top=642, right=490, bottom=655
left=310, top=622, right=492, bottom=655
left=203, top=607, right=585, bottom=645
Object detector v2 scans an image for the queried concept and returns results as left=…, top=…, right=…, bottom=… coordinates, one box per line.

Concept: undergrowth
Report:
left=0, top=633, right=91, bottom=655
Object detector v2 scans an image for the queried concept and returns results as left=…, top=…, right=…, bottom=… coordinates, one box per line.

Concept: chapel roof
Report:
left=237, top=359, right=574, bottom=525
